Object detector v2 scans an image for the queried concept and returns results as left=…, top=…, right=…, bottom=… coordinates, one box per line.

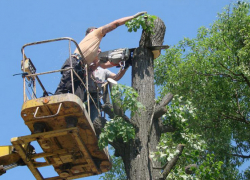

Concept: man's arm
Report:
left=99, top=61, right=115, bottom=69
left=108, top=68, right=128, bottom=81
left=101, top=11, right=146, bottom=35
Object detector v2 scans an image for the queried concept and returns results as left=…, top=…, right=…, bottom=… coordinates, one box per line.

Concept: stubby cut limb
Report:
left=154, top=93, right=173, bottom=120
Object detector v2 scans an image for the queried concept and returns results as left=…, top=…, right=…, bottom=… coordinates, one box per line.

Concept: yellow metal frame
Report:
left=11, top=127, right=101, bottom=180
left=0, top=145, right=26, bottom=166
left=0, top=146, right=14, bottom=157
left=15, top=38, right=112, bottom=179
left=18, top=93, right=111, bottom=179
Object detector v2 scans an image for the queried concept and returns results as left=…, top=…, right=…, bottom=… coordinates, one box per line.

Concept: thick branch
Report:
left=101, top=103, right=136, bottom=126
left=102, top=103, right=115, bottom=119
left=160, top=125, right=176, bottom=133
left=160, top=144, right=185, bottom=180
left=109, top=138, right=126, bottom=157
left=154, top=93, right=173, bottom=119
left=158, top=116, right=176, bottom=133
left=185, top=164, right=198, bottom=174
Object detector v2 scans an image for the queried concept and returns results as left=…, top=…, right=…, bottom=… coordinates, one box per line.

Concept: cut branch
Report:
left=154, top=93, right=173, bottom=119
left=160, top=144, right=185, bottom=180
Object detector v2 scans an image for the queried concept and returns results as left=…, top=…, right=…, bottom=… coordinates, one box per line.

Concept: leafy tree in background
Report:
left=99, top=1, right=250, bottom=179
left=154, top=1, right=250, bottom=179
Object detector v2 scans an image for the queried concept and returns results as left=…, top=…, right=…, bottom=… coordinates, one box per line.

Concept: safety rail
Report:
left=21, top=37, right=91, bottom=117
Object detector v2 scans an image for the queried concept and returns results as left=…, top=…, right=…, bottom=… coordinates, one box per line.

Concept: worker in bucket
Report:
left=55, top=11, right=147, bottom=101
left=87, top=47, right=130, bottom=123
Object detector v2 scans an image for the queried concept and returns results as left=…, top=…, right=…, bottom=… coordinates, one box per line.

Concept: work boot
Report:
left=93, top=117, right=107, bottom=138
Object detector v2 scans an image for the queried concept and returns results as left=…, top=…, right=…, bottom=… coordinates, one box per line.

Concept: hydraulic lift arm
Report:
left=0, top=144, right=34, bottom=176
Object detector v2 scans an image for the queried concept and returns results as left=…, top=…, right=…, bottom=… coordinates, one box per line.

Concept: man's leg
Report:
left=90, top=98, right=100, bottom=123
left=55, top=57, right=85, bottom=102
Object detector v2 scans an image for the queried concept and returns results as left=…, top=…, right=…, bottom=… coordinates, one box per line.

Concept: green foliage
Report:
left=152, top=97, right=228, bottom=180
left=195, top=154, right=224, bottom=180
left=166, top=154, right=224, bottom=180
left=98, top=116, right=135, bottom=149
left=111, top=84, right=145, bottom=117
left=154, top=1, right=250, bottom=178
left=98, top=84, right=144, bottom=149
left=125, top=14, right=157, bottom=34
left=244, top=167, right=250, bottom=179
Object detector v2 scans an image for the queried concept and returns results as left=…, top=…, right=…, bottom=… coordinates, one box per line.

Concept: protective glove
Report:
left=133, top=11, right=147, bottom=18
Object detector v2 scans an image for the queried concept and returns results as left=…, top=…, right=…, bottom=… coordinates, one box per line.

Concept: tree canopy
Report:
left=154, top=1, right=250, bottom=179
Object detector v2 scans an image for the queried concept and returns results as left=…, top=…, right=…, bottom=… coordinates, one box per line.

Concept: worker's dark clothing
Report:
left=89, top=93, right=100, bottom=123
left=55, top=56, right=85, bottom=102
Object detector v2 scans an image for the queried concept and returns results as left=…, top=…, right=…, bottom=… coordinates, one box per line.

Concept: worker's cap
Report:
left=85, top=27, right=97, bottom=36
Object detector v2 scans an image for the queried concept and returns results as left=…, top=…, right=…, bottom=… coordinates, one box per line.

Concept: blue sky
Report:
left=0, top=0, right=248, bottom=179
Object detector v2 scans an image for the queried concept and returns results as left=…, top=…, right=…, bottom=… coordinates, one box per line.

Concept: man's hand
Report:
left=133, top=11, right=147, bottom=18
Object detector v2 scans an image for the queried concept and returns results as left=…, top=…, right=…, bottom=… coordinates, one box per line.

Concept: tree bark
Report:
left=120, top=17, right=166, bottom=180
left=100, top=17, right=169, bottom=180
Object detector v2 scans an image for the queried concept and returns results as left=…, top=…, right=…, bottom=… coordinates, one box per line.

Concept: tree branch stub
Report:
left=154, top=93, right=173, bottom=120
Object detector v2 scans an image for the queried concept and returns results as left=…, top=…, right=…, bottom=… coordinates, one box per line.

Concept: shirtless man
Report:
left=55, top=12, right=146, bottom=101
left=74, top=11, right=146, bottom=66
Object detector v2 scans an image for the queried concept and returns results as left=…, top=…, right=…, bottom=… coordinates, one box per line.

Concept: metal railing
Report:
left=21, top=37, right=91, bottom=116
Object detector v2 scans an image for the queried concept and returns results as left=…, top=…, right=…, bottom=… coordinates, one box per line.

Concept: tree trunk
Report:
left=121, top=17, right=166, bottom=180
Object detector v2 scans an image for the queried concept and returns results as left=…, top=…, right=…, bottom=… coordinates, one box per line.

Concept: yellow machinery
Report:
left=0, top=37, right=112, bottom=179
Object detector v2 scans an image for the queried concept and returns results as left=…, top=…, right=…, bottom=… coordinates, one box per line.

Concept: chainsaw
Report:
left=98, top=45, right=169, bottom=67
